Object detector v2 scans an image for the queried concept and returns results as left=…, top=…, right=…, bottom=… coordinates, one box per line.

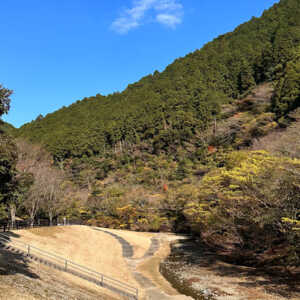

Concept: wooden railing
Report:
left=0, top=231, right=138, bottom=299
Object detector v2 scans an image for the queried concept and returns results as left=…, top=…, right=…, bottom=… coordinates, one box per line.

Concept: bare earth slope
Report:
left=252, top=108, right=300, bottom=158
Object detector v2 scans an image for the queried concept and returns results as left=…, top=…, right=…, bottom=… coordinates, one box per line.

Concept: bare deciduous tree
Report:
left=41, top=168, right=64, bottom=225
left=17, top=140, right=65, bottom=225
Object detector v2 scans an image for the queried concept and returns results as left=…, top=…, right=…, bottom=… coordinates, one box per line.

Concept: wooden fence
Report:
left=0, top=229, right=138, bottom=299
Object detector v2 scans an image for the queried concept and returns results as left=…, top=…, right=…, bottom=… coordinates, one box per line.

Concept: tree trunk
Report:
left=213, top=117, right=217, bottom=136
left=30, top=211, right=35, bottom=227
left=10, top=204, right=16, bottom=229
left=49, top=211, right=53, bottom=226
left=87, top=176, right=92, bottom=192
left=163, top=118, right=167, bottom=130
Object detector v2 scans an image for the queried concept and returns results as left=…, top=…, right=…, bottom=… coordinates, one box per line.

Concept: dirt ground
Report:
left=98, top=228, right=188, bottom=299
left=1, top=226, right=299, bottom=300
left=161, top=240, right=300, bottom=300
left=137, top=235, right=181, bottom=296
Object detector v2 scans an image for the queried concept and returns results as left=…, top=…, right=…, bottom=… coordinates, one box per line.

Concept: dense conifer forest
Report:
left=1, top=0, right=300, bottom=272
left=17, top=0, right=300, bottom=160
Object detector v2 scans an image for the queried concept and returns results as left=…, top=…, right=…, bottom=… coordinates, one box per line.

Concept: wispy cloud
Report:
left=156, top=13, right=181, bottom=28
left=111, top=0, right=183, bottom=34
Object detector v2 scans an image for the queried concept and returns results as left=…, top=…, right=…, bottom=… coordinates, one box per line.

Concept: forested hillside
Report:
left=5, top=0, right=300, bottom=273
left=18, top=0, right=300, bottom=161
left=1, top=120, right=16, bottom=136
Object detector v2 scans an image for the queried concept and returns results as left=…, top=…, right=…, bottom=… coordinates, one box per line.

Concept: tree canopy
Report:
left=0, top=84, right=12, bottom=117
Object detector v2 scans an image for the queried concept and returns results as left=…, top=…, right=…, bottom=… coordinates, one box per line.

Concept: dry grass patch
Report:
left=12, top=226, right=138, bottom=292
left=0, top=281, right=37, bottom=300
left=26, top=226, right=67, bottom=238
left=0, top=245, right=115, bottom=300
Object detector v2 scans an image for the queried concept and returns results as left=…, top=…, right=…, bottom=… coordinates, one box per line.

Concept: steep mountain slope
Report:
left=12, top=0, right=300, bottom=277
left=252, top=107, right=300, bottom=157
left=17, top=0, right=300, bottom=162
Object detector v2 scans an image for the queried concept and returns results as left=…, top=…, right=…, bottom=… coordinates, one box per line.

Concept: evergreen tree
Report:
left=0, top=84, right=18, bottom=220
left=272, top=46, right=300, bottom=117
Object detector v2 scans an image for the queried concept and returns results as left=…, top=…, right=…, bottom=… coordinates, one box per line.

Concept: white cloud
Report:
left=111, top=0, right=183, bottom=34
left=111, top=17, right=140, bottom=34
left=154, top=0, right=182, bottom=12
left=156, top=13, right=182, bottom=28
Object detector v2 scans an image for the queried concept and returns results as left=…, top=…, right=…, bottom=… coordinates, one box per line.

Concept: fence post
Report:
left=27, top=245, right=30, bottom=257
left=136, top=289, right=138, bottom=299
left=101, top=274, right=104, bottom=286
left=65, top=260, right=68, bottom=271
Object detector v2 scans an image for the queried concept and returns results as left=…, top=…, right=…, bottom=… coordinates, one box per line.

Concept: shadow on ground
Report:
left=164, top=239, right=300, bottom=299
left=1, top=231, right=21, bottom=238
left=0, top=231, right=39, bottom=279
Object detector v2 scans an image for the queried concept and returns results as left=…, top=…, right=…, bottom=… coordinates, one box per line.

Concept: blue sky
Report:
left=1, top=0, right=279, bottom=127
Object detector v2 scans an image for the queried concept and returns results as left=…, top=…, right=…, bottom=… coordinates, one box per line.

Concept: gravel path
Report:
left=93, top=228, right=134, bottom=258
left=95, top=228, right=192, bottom=300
